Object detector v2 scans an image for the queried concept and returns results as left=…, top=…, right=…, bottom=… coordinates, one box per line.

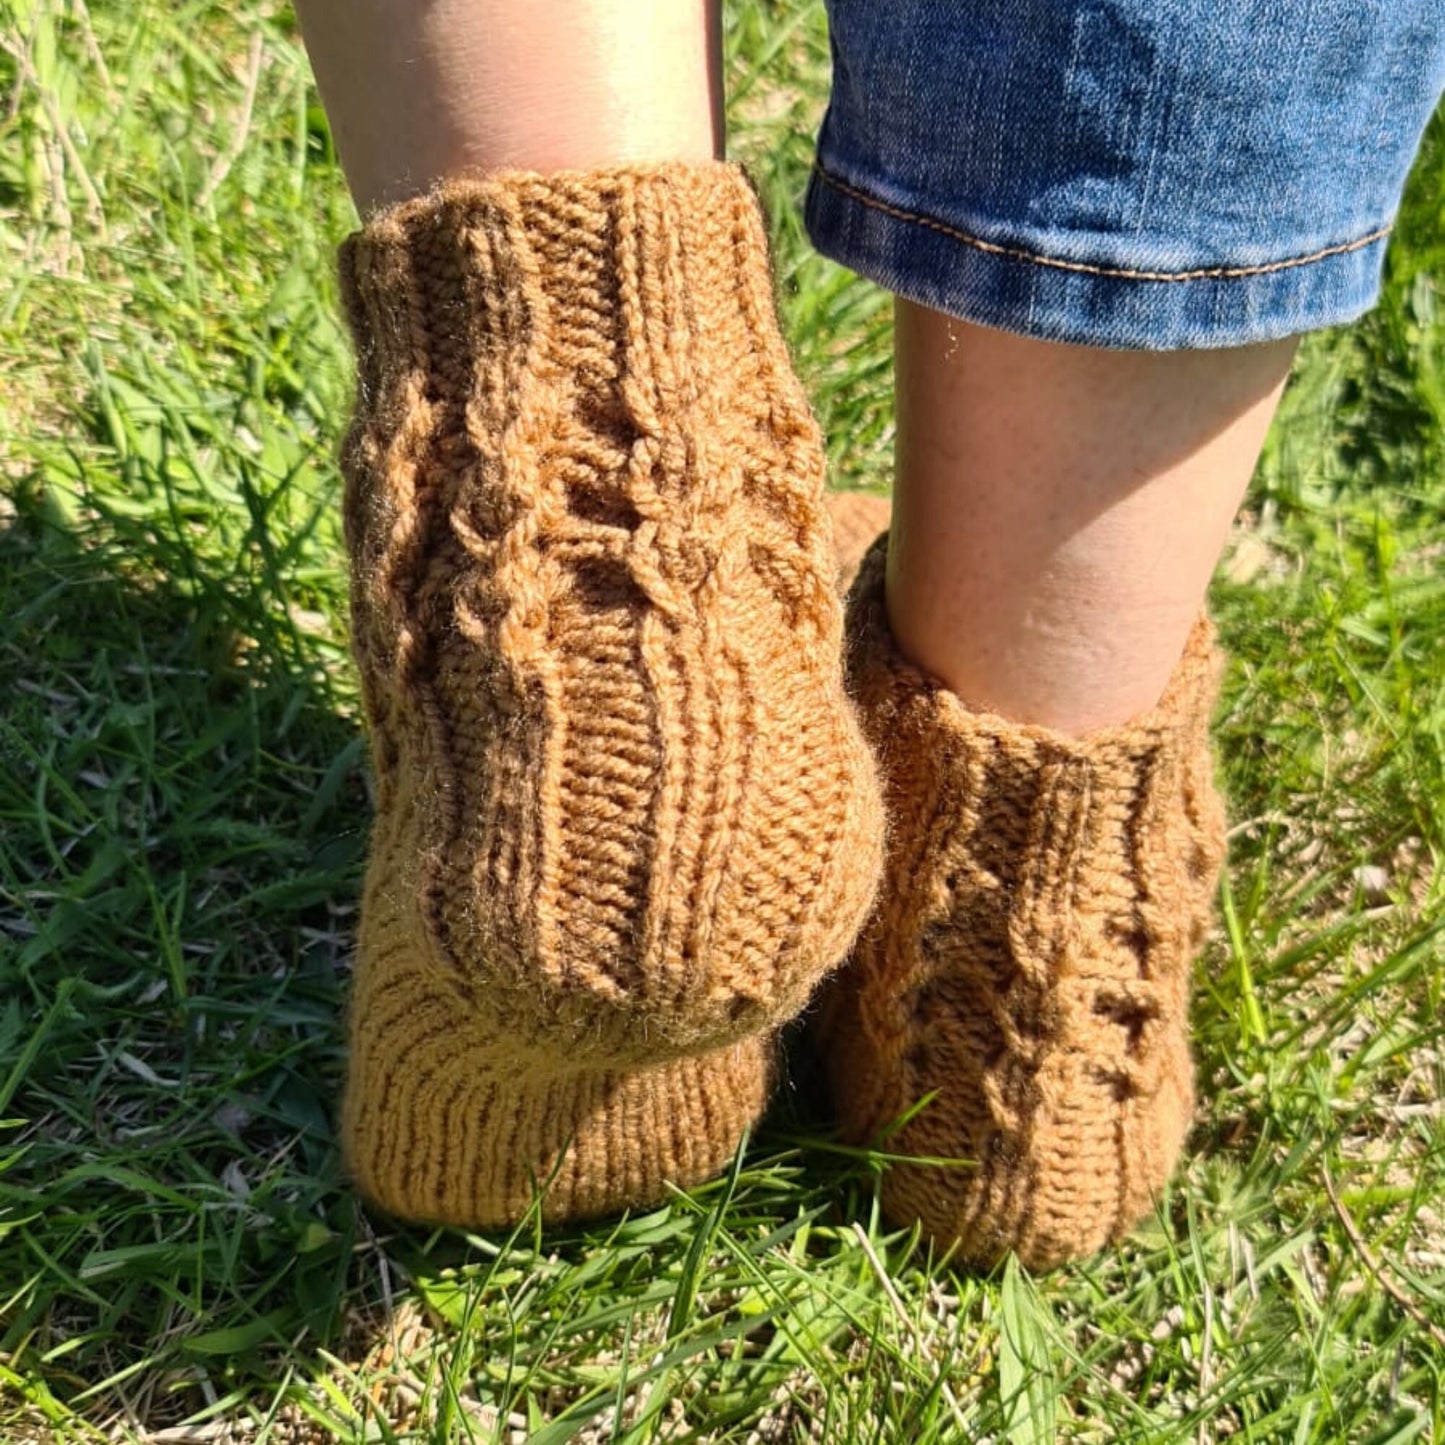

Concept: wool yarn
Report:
left=337, top=163, right=884, bottom=1227
left=826, top=536, right=1227, bottom=1270
left=824, top=490, right=891, bottom=594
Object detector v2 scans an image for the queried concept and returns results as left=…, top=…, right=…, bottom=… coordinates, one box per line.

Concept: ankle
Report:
left=882, top=533, right=1214, bottom=736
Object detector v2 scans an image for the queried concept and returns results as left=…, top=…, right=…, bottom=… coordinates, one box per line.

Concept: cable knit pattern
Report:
left=826, top=536, right=1227, bottom=1270
left=338, top=163, right=884, bottom=1228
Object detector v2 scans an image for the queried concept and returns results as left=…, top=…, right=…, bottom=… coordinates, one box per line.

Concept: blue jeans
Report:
left=804, top=1, right=1445, bottom=349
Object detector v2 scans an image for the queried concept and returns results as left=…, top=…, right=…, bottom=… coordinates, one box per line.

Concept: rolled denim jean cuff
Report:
left=804, top=161, right=1391, bottom=351
left=807, top=0, right=1445, bottom=351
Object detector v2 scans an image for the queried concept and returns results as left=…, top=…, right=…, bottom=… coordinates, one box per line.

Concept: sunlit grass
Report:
left=1, top=2, right=1442, bottom=1440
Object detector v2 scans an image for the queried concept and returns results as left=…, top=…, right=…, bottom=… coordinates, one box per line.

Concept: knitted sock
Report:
left=824, top=491, right=891, bottom=595
left=338, top=163, right=884, bottom=1228
left=827, top=536, right=1227, bottom=1270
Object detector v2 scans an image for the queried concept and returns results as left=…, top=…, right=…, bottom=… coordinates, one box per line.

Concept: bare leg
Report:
left=887, top=299, right=1298, bottom=735
left=293, top=0, right=722, bottom=212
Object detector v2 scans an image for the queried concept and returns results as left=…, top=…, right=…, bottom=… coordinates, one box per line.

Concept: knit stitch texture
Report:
left=338, top=163, right=884, bottom=1227
left=824, top=490, right=891, bottom=594
left=826, top=536, right=1227, bottom=1270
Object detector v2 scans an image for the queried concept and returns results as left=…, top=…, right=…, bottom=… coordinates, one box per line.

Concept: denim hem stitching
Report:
left=812, top=162, right=1392, bottom=284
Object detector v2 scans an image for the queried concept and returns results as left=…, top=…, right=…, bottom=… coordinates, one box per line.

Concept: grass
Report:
left=1, top=1, right=1442, bottom=1440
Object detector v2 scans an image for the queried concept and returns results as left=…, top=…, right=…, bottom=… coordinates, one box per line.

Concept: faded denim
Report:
left=804, top=1, right=1445, bottom=349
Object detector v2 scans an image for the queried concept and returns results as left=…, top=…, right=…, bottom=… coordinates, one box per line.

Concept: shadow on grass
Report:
left=0, top=478, right=378, bottom=1427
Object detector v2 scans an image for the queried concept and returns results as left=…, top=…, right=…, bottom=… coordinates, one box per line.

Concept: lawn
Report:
left=1, top=1, right=1442, bottom=1441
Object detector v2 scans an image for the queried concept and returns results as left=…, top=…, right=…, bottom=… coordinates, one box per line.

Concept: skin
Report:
left=887, top=301, right=1298, bottom=733
left=293, top=0, right=1299, bottom=735
left=293, top=0, right=723, bottom=213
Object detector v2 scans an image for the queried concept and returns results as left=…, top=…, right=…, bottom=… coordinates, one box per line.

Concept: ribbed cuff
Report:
left=337, top=162, right=806, bottom=445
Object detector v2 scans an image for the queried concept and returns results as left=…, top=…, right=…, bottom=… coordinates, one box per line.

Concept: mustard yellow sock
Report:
left=338, top=163, right=884, bottom=1227
left=824, top=490, right=892, bottom=596
left=825, top=535, right=1227, bottom=1270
